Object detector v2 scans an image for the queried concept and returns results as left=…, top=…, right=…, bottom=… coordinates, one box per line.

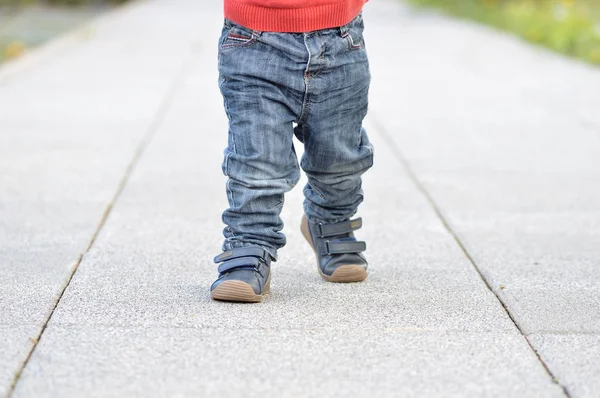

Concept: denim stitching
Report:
left=228, top=33, right=251, bottom=41
left=298, top=34, right=313, bottom=125
left=222, top=35, right=257, bottom=49
left=225, top=169, right=236, bottom=208
left=317, top=33, right=326, bottom=61
left=222, top=90, right=237, bottom=209
left=346, top=34, right=363, bottom=50
left=309, top=184, right=326, bottom=200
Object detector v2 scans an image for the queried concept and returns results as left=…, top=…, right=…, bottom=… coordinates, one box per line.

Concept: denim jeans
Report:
left=217, top=14, right=374, bottom=259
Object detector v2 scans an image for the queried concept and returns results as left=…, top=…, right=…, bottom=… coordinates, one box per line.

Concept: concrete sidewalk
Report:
left=1, top=0, right=599, bottom=396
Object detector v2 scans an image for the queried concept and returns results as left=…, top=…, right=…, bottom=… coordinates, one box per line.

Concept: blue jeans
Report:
left=217, top=14, right=373, bottom=259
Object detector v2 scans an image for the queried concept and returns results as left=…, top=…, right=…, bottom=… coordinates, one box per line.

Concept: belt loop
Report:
left=339, top=23, right=349, bottom=37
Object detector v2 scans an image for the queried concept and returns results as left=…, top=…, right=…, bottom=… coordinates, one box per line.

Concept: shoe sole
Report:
left=211, top=274, right=271, bottom=303
left=301, top=216, right=368, bottom=283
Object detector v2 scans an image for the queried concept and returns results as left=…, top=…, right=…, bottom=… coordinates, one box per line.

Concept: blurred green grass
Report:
left=0, top=0, right=126, bottom=6
left=0, top=0, right=127, bottom=63
left=406, top=0, right=600, bottom=65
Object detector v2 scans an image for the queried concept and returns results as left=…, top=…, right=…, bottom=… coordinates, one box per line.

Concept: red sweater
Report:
left=224, top=0, right=368, bottom=33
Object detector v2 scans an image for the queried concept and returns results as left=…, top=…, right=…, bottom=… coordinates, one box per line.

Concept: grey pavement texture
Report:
left=0, top=0, right=598, bottom=397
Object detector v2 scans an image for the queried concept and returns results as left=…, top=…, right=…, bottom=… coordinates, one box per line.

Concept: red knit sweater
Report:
left=224, top=0, right=368, bottom=33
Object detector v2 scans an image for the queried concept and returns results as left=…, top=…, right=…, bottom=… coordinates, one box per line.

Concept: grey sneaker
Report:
left=210, top=247, right=273, bottom=303
left=301, top=215, right=368, bottom=282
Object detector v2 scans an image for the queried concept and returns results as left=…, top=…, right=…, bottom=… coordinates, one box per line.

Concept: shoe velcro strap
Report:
left=325, top=240, right=366, bottom=255
left=214, top=247, right=271, bottom=264
left=317, top=218, right=363, bottom=238
left=218, top=257, right=261, bottom=274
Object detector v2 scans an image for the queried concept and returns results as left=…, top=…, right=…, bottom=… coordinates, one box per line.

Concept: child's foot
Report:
left=301, top=215, right=368, bottom=283
left=210, top=247, right=273, bottom=303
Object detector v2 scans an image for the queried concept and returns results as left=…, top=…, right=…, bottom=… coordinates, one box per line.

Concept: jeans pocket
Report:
left=221, top=20, right=261, bottom=49
left=340, top=14, right=365, bottom=51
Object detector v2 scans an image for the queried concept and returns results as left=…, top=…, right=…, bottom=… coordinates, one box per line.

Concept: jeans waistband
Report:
left=224, top=12, right=362, bottom=36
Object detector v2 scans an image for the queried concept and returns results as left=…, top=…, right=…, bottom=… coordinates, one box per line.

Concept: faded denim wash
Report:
left=217, top=13, right=374, bottom=259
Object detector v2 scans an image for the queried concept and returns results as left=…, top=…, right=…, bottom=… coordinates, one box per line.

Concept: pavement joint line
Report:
left=36, top=324, right=522, bottom=332
left=367, top=112, right=572, bottom=398
left=4, top=45, right=197, bottom=398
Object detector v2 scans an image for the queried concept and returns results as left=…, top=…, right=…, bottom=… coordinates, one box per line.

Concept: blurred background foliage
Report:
left=2, top=0, right=599, bottom=65
left=408, top=0, right=600, bottom=65
left=0, top=0, right=127, bottom=63
left=0, top=0, right=126, bottom=6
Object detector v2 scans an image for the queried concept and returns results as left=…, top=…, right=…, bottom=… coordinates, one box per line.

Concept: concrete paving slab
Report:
left=430, top=211, right=600, bottom=333
left=44, top=61, right=515, bottom=333
left=391, top=172, right=600, bottom=335
left=0, top=0, right=220, bottom=395
left=0, top=121, right=143, bottom=392
left=365, top=1, right=600, bottom=130
left=0, top=326, right=38, bottom=395
left=11, top=2, right=548, bottom=392
left=14, top=327, right=564, bottom=398
left=49, top=249, right=512, bottom=332
left=529, top=334, right=600, bottom=398
left=4, top=0, right=595, bottom=395
left=416, top=173, right=600, bottom=214
left=0, top=250, right=76, bottom=326
left=366, top=0, right=600, bottom=394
